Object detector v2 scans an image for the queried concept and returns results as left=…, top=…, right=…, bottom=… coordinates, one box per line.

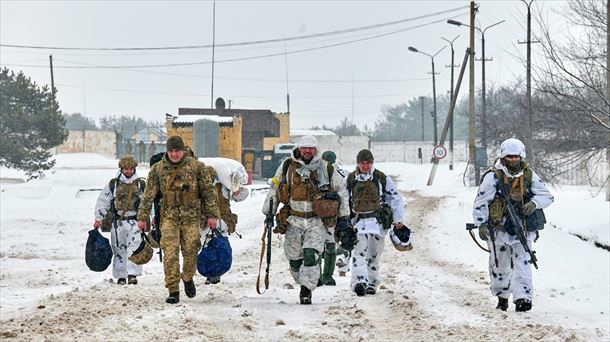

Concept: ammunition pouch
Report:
left=377, top=203, right=393, bottom=230
left=489, top=197, right=506, bottom=225
left=273, top=205, right=290, bottom=234
left=278, top=183, right=290, bottom=204
left=164, top=190, right=197, bottom=207
left=505, top=208, right=546, bottom=235
left=312, top=192, right=340, bottom=219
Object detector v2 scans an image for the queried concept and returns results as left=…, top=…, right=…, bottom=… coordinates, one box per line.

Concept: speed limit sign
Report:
left=432, top=145, right=447, bottom=159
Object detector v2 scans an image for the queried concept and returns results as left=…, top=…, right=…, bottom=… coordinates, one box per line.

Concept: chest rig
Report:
left=162, top=165, right=199, bottom=208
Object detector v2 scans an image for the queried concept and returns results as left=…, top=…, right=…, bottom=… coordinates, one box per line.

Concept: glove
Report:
left=478, top=223, right=489, bottom=241
left=522, top=201, right=537, bottom=216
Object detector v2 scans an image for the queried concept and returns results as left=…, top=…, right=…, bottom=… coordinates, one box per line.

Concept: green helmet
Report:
left=118, top=155, right=138, bottom=169
left=128, top=234, right=153, bottom=265
left=321, top=151, right=337, bottom=164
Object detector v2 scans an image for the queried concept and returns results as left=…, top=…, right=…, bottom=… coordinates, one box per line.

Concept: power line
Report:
left=1, top=6, right=467, bottom=51
left=1, top=14, right=467, bottom=69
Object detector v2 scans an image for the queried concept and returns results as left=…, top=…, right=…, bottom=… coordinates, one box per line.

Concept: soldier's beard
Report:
left=301, top=155, right=314, bottom=164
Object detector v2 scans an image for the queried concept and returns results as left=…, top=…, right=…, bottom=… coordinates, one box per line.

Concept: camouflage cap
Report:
left=118, top=155, right=138, bottom=169
left=166, top=136, right=185, bottom=151
left=356, top=149, right=374, bottom=163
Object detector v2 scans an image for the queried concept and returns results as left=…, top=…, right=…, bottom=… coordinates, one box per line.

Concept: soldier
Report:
left=202, top=161, right=248, bottom=285
left=93, top=155, right=146, bottom=285
left=138, top=140, right=146, bottom=163
left=317, top=150, right=348, bottom=286
left=473, top=138, right=553, bottom=312
left=262, top=136, right=350, bottom=304
left=125, top=140, right=133, bottom=156
left=137, top=136, right=219, bottom=304
left=346, top=149, right=406, bottom=296
left=148, top=141, right=157, bottom=159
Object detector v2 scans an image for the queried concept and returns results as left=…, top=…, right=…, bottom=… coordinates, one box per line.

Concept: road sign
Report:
left=432, top=145, right=447, bottom=159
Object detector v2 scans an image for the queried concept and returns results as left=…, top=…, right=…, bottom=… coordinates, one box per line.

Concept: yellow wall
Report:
left=218, top=116, right=242, bottom=161
left=263, top=112, right=290, bottom=150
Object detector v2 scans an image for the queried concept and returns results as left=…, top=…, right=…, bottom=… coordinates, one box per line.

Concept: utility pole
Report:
left=468, top=0, right=479, bottom=185
left=283, top=35, right=290, bottom=113
left=49, top=55, right=56, bottom=102
left=519, top=0, right=535, bottom=163
left=420, top=96, right=425, bottom=142
left=442, top=35, right=460, bottom=171
left=606, top=0, right=609, bottom=201
left=408, top=45, right=446, bottom=146
left=210, top=0, right=216, bottom=108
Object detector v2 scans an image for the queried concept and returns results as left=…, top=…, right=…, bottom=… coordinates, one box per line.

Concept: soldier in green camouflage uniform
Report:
left=137, top=136, right=219, bottom=304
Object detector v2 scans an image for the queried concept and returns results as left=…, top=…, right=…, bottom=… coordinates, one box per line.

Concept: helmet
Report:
left=147, top=228, right=161, bottom=249
left=128, top=233, right=154, bottom=265
left=85, top=229, right=113, bottom=272
left=321, top=151, right=337, bottom=164
left=118, top=155, right=138, bottom=169
left=500, top=138, right=526, bottom=158
left=389, top=225, right=413, bottom=252
left=197, top=230, right=233, bottom=278
left=297, top=135, right=318, bottom=148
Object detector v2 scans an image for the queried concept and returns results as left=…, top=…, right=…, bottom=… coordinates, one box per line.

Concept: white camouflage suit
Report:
left=348, top=167, right=405, bottom=292
left=94, top=172, right=144, bottom=280
left=473, top=157, right=553, bottom=303
left=262, top=151, right=350, bottom=291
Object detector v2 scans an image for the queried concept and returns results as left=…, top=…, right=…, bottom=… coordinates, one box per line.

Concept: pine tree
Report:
left=0, top=68, right=68, bottom=180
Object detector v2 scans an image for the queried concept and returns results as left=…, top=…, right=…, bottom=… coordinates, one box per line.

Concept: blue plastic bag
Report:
left=85, top=229, right=113, bottom=272
left=197, top=230, right=232, bottom=278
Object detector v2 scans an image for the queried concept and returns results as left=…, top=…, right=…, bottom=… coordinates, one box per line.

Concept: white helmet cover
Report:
left=500, top=138, right=526, bottom=158
left=297, top=135, right=319, bottom=149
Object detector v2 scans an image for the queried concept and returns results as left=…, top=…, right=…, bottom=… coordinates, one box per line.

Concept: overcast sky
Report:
left=0, top=0, right=569, bottom=129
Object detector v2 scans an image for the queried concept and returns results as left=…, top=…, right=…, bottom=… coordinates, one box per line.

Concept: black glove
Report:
left=335, top=216, right=350, bottom=231
left=334, top=217, right=356, bottom=252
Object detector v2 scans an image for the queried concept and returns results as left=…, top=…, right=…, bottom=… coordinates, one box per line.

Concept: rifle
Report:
left=256, top=198, right=274, bottom=294
left=505, top=199, right=538, bottom=269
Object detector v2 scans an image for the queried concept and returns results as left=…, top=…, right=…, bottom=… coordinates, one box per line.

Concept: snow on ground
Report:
left=0, top=153, right=608, bottom=340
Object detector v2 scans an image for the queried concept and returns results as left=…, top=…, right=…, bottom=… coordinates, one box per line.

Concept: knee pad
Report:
left=303, top=248, right=319, bottom=267
left=289, top=259, right=303, bottom=272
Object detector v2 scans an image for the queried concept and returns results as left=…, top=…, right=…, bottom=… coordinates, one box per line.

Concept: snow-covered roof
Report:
left=290, top=129, right=336, bottom=136
left=173, top=115, right=234, bottom=124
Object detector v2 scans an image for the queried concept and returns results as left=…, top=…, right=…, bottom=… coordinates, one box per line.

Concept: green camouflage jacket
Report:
left=137, top=154, right=219, bottom=223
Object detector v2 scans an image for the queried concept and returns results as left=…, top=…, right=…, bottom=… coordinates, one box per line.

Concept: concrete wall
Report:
left=56, top=130, right=116, bottom=156
left=371, top=141, right=469, bottom=165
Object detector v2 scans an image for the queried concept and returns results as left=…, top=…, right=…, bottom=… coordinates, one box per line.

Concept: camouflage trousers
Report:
left=284, top=216, right=326, bottom=291
left=160, top=219, right=202, bottom=293
left=110, top=219, right=142, bottom=279
left=351, top=232, right=385, bottom=291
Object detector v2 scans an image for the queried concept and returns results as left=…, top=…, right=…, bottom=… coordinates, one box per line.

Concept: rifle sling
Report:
left=256, top=223, right=270, bottom=294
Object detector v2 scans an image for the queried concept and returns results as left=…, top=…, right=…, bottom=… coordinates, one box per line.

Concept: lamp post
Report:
left=447, top=19, right=505, bottom=150
left=409, top=45, right=446, bottom=146
left=441, top=35, right=460, bottom=171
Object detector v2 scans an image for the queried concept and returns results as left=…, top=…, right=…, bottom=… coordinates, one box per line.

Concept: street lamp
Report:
left=448, top=19, right=505, bottom=149
left=441, top=35, right=460, bottom=171
left=409, top=45, right=446, bottom=146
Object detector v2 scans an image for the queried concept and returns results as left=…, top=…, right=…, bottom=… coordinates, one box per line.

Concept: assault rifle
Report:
left=504, top=199, right=539, bottom=269
left=257, top=198, right=274, bottom=294
left=465, top=222, right=498, bottom=267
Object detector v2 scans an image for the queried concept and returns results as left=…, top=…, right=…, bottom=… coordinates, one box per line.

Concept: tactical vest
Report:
left=110, top=178, right=145, bottom=214
left=278, top=159, right=334, bottom=204
left=347, top=169, right=387, bottom=213
left=162, top=165, right=200, bottom=208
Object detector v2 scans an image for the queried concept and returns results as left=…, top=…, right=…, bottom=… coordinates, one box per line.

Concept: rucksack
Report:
left=197, top=229, right=232, bottom=278
left=85, top=229, right=113, bottom=272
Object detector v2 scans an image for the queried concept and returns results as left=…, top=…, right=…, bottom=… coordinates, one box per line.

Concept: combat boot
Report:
left=515, top=298, right=532, bottom=312
left=128, top=275, right=138, bottom=285
left=496, top=297, right=509, bottom=311
left=354, top=283, right=366, bottom=297
left=117, top=278, right=127, bottom=285
left=183, top=279, right=196, bottom=298
left=299, top=285, right=312, bottom=305
left=166, top=292, right=179, bottom=304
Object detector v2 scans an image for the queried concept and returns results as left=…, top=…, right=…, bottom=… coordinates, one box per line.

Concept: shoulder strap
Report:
left=109, top=178, right=118, bottom=196
left=373, top=169, right=387, bottom=194
left=346, top=172, right=356, bottom=193
left=281, top=158, right=291, bottom=182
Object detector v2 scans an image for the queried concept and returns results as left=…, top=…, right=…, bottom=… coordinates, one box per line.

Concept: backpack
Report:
left=197, top=229, right=232, bottom=278
left=85, top=229, right=113, bottom=272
